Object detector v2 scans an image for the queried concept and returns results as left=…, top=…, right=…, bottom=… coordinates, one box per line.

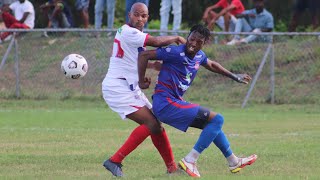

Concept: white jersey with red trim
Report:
left=106, top=24, right=148, bottom=86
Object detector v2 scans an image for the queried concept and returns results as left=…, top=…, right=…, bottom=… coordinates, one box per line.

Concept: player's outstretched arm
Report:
left=203, top=59, right=252, bottom=84
left=146, top=35, right=186, bottom=47
left=138, top=50, right=158, bottom=89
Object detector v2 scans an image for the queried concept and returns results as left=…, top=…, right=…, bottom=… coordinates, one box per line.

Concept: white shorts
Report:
left=216, top=15, right=237, bottom=32
left=102, top=77, right=152, bottom=119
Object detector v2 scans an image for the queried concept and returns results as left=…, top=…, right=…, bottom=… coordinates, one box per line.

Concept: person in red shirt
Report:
left=203, top=0, right=245, bottom=32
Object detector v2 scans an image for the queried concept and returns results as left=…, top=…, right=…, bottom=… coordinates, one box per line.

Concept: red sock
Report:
left=151, top=129, right=177, bottom=172
left=110, top=124, right=151, bottom=163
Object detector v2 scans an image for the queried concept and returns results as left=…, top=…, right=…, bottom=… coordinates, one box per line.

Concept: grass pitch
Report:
left=0, top=99, right=319, bottom=179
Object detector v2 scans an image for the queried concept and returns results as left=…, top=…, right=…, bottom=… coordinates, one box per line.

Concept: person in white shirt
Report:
left=101, top=2, right=186, bottom=177
left=0, top=0, right=34, bottom=43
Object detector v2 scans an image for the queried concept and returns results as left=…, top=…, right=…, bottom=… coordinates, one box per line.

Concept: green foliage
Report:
left=147, top=19, right=161, bottom=30
left=274, top=19, right=287, bottom=32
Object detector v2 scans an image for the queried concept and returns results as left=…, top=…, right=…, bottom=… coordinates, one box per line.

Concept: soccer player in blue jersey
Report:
left=137, top=24, right=257, bottom=178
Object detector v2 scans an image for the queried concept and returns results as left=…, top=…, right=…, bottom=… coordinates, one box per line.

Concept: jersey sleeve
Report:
left=9, top=2, right=16, bottom=10
left=156, top=46, right=181, bottom=63
left=201, top=52, right=208, bottom=66
left=122, top=27, right=148, bottom=48
left=24, top=2, right=34, bottom=13
left=156, top=47, right=170, bottom=62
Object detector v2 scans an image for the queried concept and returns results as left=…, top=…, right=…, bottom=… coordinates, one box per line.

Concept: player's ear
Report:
left=128, top=12, right=132, bottom=20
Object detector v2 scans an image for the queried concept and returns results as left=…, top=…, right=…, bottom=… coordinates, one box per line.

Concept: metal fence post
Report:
left=241, top=43, right=272, bottom=108
left=0, top=37, right=15, bottom=71
left=14, top=34, right=20, bottom=98
left=270, top=36, right=275, bottom=104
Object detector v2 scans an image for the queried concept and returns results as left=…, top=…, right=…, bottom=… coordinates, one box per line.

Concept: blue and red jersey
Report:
left=153, top=44, right=208, bottom=111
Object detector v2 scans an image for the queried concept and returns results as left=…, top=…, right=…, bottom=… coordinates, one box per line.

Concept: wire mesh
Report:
left=0, top=29, right=319, bottom=106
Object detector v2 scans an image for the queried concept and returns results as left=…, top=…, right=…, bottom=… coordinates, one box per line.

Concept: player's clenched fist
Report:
left=176, top=36, right=186, bottom=45
left=138, top=77, right=151, bottom=89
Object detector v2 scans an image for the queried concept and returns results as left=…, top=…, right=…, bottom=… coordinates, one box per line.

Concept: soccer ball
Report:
left=61, top=54, right=88, bottom=79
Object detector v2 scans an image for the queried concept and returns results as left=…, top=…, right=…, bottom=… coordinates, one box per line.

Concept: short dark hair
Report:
left=189, top=24, right=211, bottom=42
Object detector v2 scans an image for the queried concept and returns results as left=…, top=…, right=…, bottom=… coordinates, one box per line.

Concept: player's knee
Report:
left=146, top=121, right=162, bottom=135
left=212, top=114, right=224, bottom=128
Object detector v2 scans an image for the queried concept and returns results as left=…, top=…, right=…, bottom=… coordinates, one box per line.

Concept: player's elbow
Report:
left=138, top=51, right=151, bottom=62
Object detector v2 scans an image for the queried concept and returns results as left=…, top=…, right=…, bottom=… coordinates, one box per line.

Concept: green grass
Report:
left=0, top=99, right=319, bottom=179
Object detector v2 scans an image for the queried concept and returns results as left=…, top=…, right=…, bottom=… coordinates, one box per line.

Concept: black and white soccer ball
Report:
left=61, top=54, right=88, bottom=79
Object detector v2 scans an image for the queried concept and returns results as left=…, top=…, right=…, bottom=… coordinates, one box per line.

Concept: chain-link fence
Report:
left=0, top=29, right=319, bottom=107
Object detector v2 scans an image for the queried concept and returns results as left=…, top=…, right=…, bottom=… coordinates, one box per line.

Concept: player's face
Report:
left=186, top=31, right=206, bottom=55
left=128, top=5, right=149, bottom=31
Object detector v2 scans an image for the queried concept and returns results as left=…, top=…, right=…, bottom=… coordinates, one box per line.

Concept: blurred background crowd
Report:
left=0, top=0, right=319, bottom=36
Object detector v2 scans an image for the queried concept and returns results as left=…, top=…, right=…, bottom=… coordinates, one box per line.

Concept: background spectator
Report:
left=125, top=0, right=148, bottom=27
left=94, top=0, right=115, bottom=33
left=289, top=0, right=320, bottom=32
left=0, top=0, right=17, bottom=8
left=40, top=0, right=73, bottom=29
left=75, top=0, right=89, bottom=28
left=227, top=0, right=274, bottom=45
left=159, top=0, right=182, bottom=35
left=0, top=0, right=34, bottom=43
left=202, top=0, right=245, bottom=32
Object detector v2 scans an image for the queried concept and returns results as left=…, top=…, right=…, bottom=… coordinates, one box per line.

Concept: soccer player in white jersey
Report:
left=101, top=2, right=186, bottom=177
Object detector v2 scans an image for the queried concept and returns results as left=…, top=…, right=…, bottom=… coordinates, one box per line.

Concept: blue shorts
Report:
left=76, top=0, right=89, bottom=10
left=153, top=95, right=209, bottom=132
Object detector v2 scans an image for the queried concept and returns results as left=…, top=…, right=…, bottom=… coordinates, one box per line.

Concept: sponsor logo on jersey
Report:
left=117, top=27, right=122, bottom=34
left=195, top=61, right=200, bottom=70
left=178, top=81, right=189, bottom=91
left=185, top=72, right=192, bottom=84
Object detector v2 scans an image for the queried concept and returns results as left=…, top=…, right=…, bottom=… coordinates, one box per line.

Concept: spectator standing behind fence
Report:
left=202, top=0, right=244, bottom=32
left=40, top=0, right=73, bottom=29
left=75, top=0, right=90, bottom=28
left=94, top=0, right=115, bottom=36
left=125, top=0, right=148, bottom=27
left=289, top=0, right=320, bottom=32
left=226, top=0, right=273, bottom=45
left=0, top=0, right=34, bottom=43
left=160, top=0, right=182, bottom=36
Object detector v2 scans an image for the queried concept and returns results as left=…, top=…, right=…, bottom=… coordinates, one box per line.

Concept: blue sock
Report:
left=213, top=130, right=233, bottom=158
left=194, top=114, right=224, bottom=153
